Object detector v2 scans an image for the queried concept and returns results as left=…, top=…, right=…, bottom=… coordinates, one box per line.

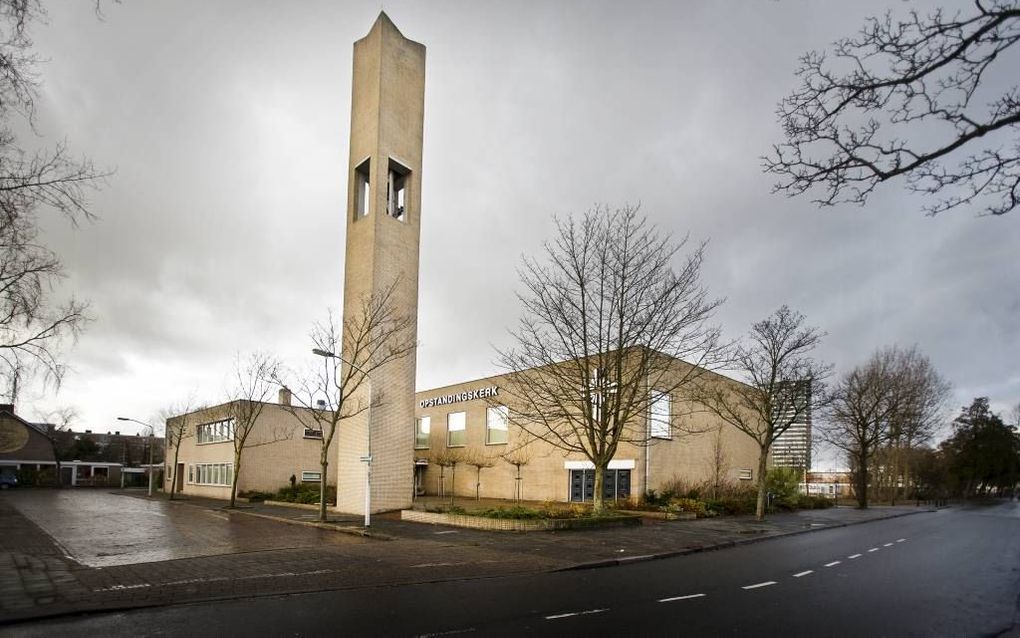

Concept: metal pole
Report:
left=147, top=428, right=154, bottom=497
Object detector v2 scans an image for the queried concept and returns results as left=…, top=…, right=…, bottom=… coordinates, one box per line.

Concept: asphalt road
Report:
left=6, top=501, right=1019, bottom=637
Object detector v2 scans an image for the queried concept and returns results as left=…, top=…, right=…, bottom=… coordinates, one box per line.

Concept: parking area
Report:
left=3, top=489, right=366, bottom=568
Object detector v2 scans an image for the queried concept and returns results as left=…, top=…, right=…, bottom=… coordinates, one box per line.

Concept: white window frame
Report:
left=415, top=416, right=431, bottom=450
left=485, top=406, right=508, bottom=445
left=301, top=471, right=322, bottom=483
left=193, top=462, right=234, bottom=486
left=447, top=412, right=466, bottom=447
left=303, top=428, right=323, bottom=439
left=649, top=391, right=671, bottom=439
left=739, top=469, right=753, bottom=481
left=197, top=418, right=235, bottom=445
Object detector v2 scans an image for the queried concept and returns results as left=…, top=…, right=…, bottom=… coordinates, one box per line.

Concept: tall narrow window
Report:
left=486, top=406, right=508, bottom=445
left=415, top=416, right=431, bottom=449
left=447, top=411, right=466, bottom=447
left=387, top=158, right=410, bottom=222
left=650, top=391, right=671, bottom=439
left=354, top=158, right=371, bottom=219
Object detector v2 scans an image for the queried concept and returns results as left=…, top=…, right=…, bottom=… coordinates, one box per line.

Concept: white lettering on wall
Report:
left=419, top=385, right=499, bottom=409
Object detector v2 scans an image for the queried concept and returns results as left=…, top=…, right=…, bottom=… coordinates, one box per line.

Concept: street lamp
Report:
left=117, top=417, right=156, bottom=497
left=312, top=348, right=374, bottom=527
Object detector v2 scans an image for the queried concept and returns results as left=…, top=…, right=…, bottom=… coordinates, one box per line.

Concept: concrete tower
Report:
left=337, top=13, right=424, bottom=514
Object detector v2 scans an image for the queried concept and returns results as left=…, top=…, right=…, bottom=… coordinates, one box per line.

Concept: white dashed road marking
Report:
left=883, top=542, right=894, bottom=547
left=896, top=538, right=906, bottom=543
left=868, top=547, right=880, bottom=552
left=658, top=593, right=706, bottom=603
left=824, top=561, right=841, bottom=567
left=545, top=609, right=608, bottom=620
left=793, top=570, right=813, bottom=578
left=742, top=581, right=777, bottom=590
left=848, top=554, right=862, bottom=559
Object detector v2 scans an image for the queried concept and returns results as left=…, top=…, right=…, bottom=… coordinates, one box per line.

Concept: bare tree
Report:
left=226, top=352, right=283, bottom=508
left=496, top=205, right=723, bottom=514
left=501, top=445, right=532, bottom=503
left=824, top=345, right=950, bottom=508
left=693, top=306, right=831, bottom=520
left=466, top=452, right=495, bottom=501
left=707, top=425, right=729, bottom=500
left=161, top=398, right=202, bottom=501
left=39, top=405, right=78, bottom=487
left=431, top=448, right=465, bottom=506
left=0, top=1, right=106, bottom=394
left=765, top=2, right=1020, bottom=217
left=275, top=287, right=416, bottom=522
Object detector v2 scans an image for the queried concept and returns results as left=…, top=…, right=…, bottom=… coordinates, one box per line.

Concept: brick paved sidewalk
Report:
left=0, top=490, right=934, bottom=627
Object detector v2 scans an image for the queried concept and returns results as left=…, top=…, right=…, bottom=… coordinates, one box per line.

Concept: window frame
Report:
left=415, top=416, right=431, bottom=450
left=447, top=411, right=466, bottom=448
left=485, top=406, right=509, bottom=445
left=649, top=391, right=671, bottom=440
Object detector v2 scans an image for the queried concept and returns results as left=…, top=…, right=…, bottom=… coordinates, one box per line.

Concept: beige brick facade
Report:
left=337, top=13, right=425, bottom=514
left=165, top=402, right=336, bottom=499
left=412, top=364, right=763, bottom=504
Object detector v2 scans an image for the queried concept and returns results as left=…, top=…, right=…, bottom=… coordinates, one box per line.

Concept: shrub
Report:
left=796, top=494, right=834, bottom=510
left=274, top=483, right=335, bottom=505
left=475, top=506, right=549, bottom=520
left=238, top=490, right=274, bottom=502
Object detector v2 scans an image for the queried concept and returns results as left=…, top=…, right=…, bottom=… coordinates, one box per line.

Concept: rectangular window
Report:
left=486, top=406, right=508, bottom=445
left=354, top=158, right=370, bottom=219
left=303, top=428, right=323, bottom=439
left=197, top=418, right=235, bottom=444
left=188, top=464, right=193, bottom=483
left=301, top=471, right=322, bottom=483
left=193, top=463, right=233, bottom=486
left=650, top=391, right=671, bottom=439
left=387, top=158, right=410, bottom=221
left=739, top=469, right=753, bottom=481
left=415, top=416, right=431, bottom=450
left=447, top=412, right=466, bottom=447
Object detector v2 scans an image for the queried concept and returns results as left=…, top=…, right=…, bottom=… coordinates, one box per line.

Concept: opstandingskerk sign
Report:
left=419, top=386, right=499, bottom=409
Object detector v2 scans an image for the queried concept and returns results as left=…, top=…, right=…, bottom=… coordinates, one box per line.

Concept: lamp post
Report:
left=312, top=348, right=373, bottom=527
left=118, top=417, right=155, bottom=497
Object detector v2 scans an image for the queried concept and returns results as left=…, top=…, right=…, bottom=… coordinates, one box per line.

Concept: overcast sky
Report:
left=16, top=1, right=1019, bottom=467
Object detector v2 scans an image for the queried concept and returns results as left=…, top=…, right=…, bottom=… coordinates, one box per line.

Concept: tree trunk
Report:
left=856, top=451, right=869, bottom=509
left=475, top=468, right=481, bottom=500
left=450, top=465, right=457, bottom=506
left=229, top=449, right=241, bottom=508
left=593, top=465, right=605, bottom=514
left=169, top=446, right=181, bottom=500
left=755, top=449, right=769, bottom=521
left=319, top=452, right=329, bottom=523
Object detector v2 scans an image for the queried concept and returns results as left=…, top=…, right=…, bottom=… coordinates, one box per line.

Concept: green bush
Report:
left=796, top=494, right=834, bottom=509
left=475, top=506, right=549, bottom=520
left=274, top=483, right=335, bottom=505
left=237, top=490, right=274, bottom=502
left=16, top=468, right=39, bottom=486
left=705, top=495, right=757, bottom=516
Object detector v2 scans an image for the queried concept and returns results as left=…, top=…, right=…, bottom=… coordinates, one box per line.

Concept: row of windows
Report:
left=414, top=394, right=673, bottom=449
left=189, top=463, right=233, bottom=486
left=414, top=406, right=509, bottom=449
left=197, top=418, right=235, bottom=444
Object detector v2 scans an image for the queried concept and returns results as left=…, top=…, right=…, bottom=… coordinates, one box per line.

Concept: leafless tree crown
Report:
left=0, top=0, right=107, bottom=395
left=496, top=205, right=723, bottom=510
left=765, top=2, right=1020, bottom=216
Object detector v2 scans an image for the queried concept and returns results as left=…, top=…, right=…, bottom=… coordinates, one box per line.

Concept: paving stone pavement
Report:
left=0, top=490, right=933, bottom=626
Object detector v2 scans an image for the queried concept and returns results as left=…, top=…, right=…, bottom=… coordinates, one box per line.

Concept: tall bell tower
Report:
left=337, top=13, right=424, bottom=514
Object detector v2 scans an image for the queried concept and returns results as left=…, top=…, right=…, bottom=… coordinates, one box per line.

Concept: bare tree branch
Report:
left=764, top=2, right=1020, bottom=216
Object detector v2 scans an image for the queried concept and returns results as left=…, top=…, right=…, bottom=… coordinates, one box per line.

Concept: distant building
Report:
left=770, top=380, right=812, bottom=470
left=49, top=427, right=164, bottom=467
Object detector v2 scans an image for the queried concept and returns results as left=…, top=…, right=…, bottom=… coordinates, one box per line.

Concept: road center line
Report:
left=883, top=542, right=894, bottom=547
left=792, top=570, right=813, bottom=578
left=545, top=608, right=608, bottom=620
left=848, top=554, right=862, bottom=559
left=658, top=593, right=706, bottom=602
left=742, top=581, right=777, bottom=590
left=896, top=538, right=906, bottom=543
left=868, top=547, right=880, bottom=552
left=824, top=561, right=841, bottom=567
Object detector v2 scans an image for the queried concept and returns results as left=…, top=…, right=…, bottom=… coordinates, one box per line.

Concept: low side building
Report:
left=165, top=390, right=337, bottom=499
left=0, top=404, right=57, bottom=483
left=412, top=357, right=762, bottom=504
